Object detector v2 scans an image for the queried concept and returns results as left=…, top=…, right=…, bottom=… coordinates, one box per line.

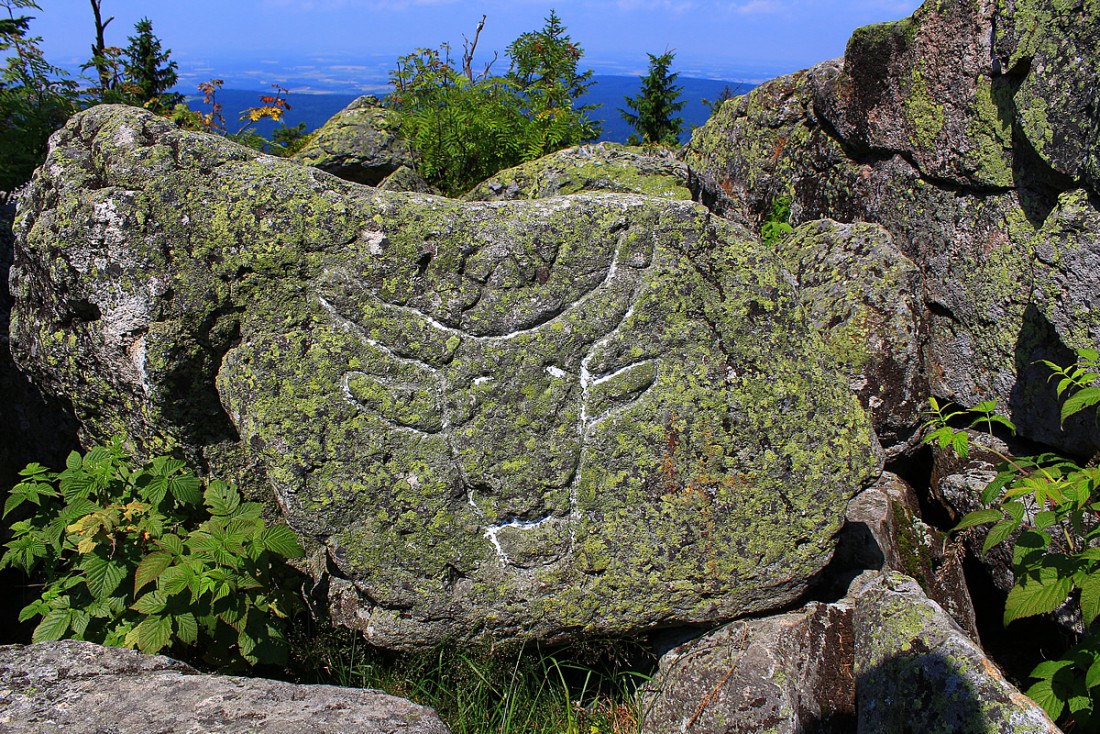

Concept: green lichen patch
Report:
left=463, top=142, right=695, bottom=203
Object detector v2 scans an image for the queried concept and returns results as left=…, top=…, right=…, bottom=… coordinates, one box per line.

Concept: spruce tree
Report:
left=122, top=17, right=181, bottom=111
left=620, top=51, right=685, bottom=147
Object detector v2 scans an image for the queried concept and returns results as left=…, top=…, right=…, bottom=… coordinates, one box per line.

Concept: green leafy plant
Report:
left=1, top=439, right=304, bottom=668
left=759, top=195, right=794, bottom=247
left=505, top=10, right=601, bottom=158
left=386, top=12, right=600, bottom=196
left=925, top=348, right=1100, bottom=727
left=0, top=0, right=78, bottom=191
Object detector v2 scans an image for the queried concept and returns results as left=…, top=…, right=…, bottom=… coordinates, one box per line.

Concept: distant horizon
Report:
left=29, top=1, right=923, bottom=96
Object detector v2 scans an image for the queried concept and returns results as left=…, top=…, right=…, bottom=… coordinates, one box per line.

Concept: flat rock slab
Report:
left=12, top=105, right=880, bottom=649
left=0, top=640, right=451, bottom=733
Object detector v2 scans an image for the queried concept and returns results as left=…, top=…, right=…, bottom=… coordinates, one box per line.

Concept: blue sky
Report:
left=28, top=0, right=922, bottom=90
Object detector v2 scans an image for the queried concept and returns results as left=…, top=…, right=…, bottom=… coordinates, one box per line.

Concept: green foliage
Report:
left=759, top=195, right=794, bottom=247
left=387, top=12, right=600, bottom=196
left=120, top=17, right=182, bottom=112
left=927, top=348, right=1100, bottom=728
left=620, top=51, right=685, bottom=147
left=0, top=0, right=78, bottom=191
left=389, top=46, right=530, bottom=196
left=290, top=622, right=649, bottom=734
left=505, top=10, right=601, bottom=158
left=1, top=439, right=304, bottom=669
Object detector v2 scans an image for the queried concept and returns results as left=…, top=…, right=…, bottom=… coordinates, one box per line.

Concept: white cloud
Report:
left=728, top=0, right=784, bottom=14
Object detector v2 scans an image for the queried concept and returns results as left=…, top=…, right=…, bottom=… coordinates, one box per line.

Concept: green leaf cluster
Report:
left=760, top=195, right=794, bottom=247
left=386, top=12, right=601, bottom=197
left=0, top=0, right=78, bottom=191
left=1, top=439, right=304, bottom=668
left=929, top=348, right=1100, bottom=727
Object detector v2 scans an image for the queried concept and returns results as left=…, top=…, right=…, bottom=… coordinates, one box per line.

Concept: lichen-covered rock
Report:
left=466, top=143, right=694, bottom=202
left=684, top=0, right=1100, bottom=457
left=292, top=95, right=415, bottom=186
left=991, top=0, right=1100, bottom=193
left=378, top=164, right=438, bottom=194
left=841, top=473, right=977, bottom=638
left=855, top=573, right=1059, bottom=733
left=814, top=1, right=1015, bottom=189
left=779, top=219, right=925, bottom=457
left=682, top=61, right=857, bottom=226
left=11, top=105, right=881, bottom=649
left=640, top=570, right=1051, bottom=734
left=0, top=640, right=451, bottom=734
left=640, top=602, right=856, bottom=734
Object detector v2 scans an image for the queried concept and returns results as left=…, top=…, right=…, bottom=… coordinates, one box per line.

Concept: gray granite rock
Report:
left=0, top=640, right=451, bottom=733
left=855, top=573, right=1059, bottom=733
left=293, top=95, right=416, bottom=186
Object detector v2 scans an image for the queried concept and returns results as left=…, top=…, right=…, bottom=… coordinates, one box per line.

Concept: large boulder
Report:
left=684, top=0, right=1100, bottom=457
left=0, top=640, right=451, bottom=733
left=11, top=105, right=881, bottom=650
left=292, top=95, right=416, bottom=186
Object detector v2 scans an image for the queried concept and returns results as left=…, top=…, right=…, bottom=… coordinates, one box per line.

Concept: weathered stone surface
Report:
left=640, top=602, right=856, bottom=734
left=779, top=219, right=925, bottom=457
left=467, top=142, right=689, bottom=200
left=683, top=0, right=1100, bottom=456
left=292, top=95, right=415, bottom=186
left=378, top=164, right=438, bottom=194
left=682, top=61, right=856, bottom=227
left=855, top=572, right=1059, bottom=733
left=0, top=640, right=451, bottom=733
left=639, top=569, right=1040, bottom=734
left=991, top=0, right=1100, bottom=193
left=11, top=105, right=881, bottom=649
left=841, top=473, right=977, bottom=638
left=814, top=1, right=1015, bottom=189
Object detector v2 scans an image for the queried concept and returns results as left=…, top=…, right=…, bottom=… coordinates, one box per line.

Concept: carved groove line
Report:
left=319, top=243, right=659, bottom=566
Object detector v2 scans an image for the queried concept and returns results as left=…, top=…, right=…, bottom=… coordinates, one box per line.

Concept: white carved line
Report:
left=318, top=244, right=656, bottom=566
left=482, top=514, right=555, bottom=565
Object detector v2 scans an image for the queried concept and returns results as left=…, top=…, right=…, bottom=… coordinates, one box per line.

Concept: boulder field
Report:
left=3, top=0, right=1099, bottom=729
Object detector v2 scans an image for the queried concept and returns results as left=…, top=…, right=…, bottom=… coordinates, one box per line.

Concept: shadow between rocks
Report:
left=840, top=651, right=985, bottom=734
left=1, top=191, right=80, bottom=644
left=1011, top=303, right=1098, bottom=458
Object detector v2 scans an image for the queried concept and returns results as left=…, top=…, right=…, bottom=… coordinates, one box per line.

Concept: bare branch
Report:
left=462, top=14, right=488, bottom=82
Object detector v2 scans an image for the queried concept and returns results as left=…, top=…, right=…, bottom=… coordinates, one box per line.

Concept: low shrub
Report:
left=1, top=438, right=304, bottom=669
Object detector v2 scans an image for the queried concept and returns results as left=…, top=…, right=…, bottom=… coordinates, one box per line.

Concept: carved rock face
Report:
left=13, top=106, right=881, bottom=649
